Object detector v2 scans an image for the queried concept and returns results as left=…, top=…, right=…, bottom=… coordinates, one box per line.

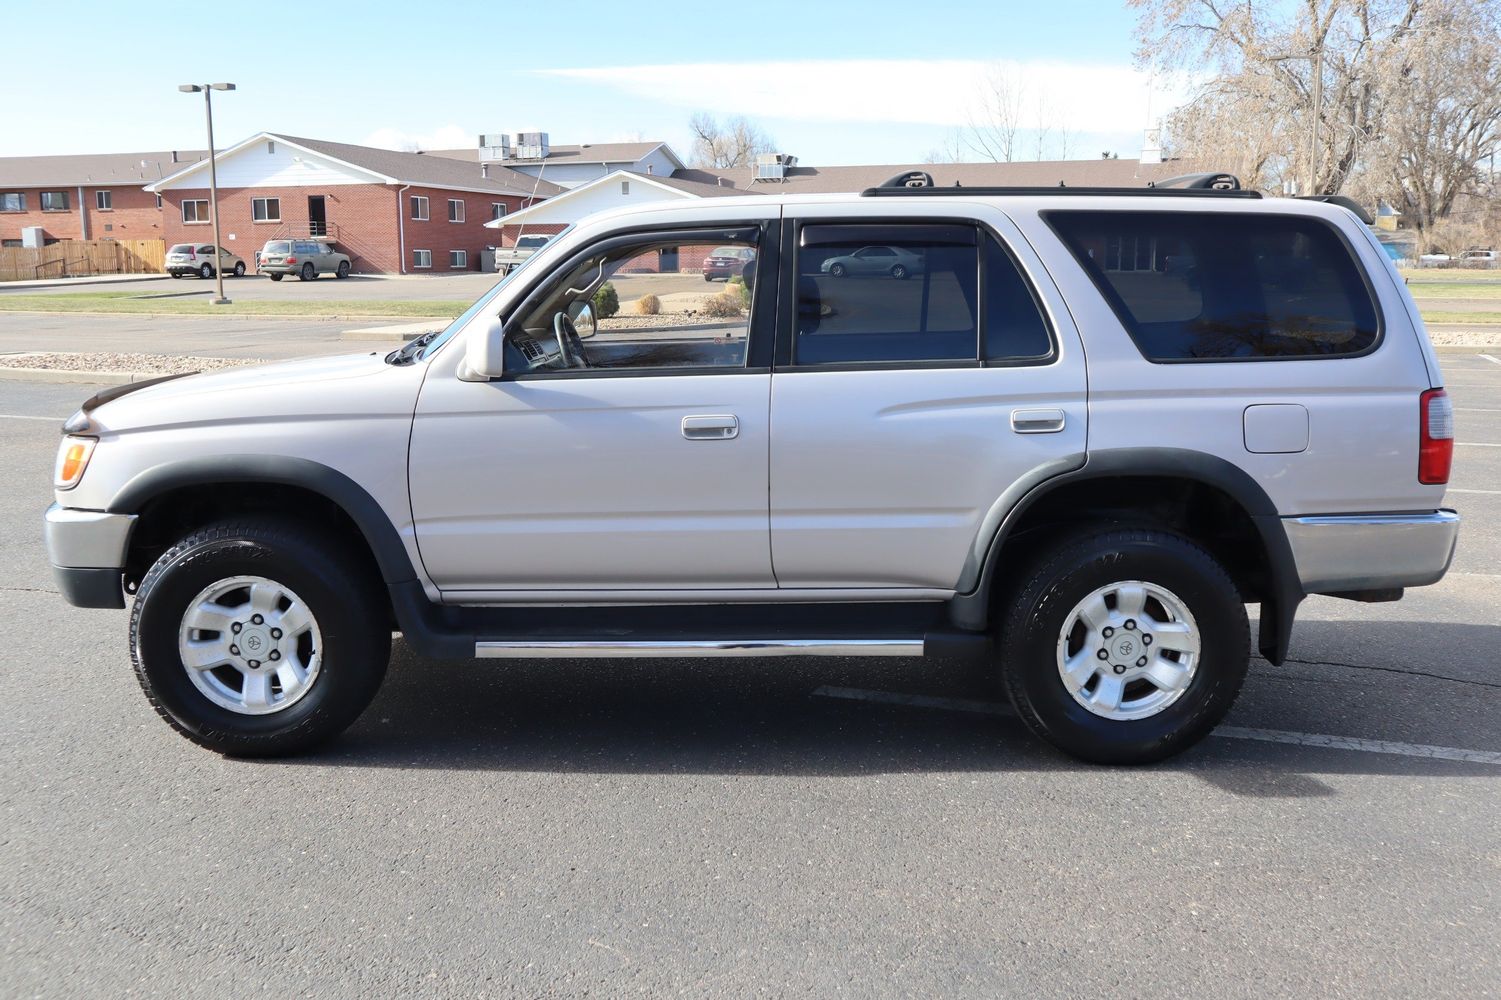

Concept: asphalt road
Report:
left=2, top=358, right=1498, bottom=998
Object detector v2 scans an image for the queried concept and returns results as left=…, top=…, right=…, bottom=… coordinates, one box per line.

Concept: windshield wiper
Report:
left=386, top=329, right=442, bottom=366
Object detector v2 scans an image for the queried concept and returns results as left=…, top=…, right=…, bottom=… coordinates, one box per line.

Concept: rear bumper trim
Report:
left=1283, top=510, right=1460, bottom=593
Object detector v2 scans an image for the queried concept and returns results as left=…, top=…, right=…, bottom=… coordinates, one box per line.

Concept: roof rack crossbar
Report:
left=860, top=168, right=1261, bottom=200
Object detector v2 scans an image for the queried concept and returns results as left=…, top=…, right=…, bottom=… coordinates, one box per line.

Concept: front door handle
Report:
left=682, top=414, right=739, bottom=440
left=1011, top=408, right=1066, bottom=434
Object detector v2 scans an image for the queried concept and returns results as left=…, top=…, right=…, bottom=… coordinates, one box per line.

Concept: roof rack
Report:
left=1297, top=194, right=1374, bottom=225
left=860, top=169, right=1261, bottom=200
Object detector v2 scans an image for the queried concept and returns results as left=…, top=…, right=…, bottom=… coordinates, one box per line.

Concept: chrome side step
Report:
left=474, top=638, right=925, bottom=659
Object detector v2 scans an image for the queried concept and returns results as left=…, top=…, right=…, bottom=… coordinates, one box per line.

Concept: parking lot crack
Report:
left=1277, top=656, right=1501, bottom=691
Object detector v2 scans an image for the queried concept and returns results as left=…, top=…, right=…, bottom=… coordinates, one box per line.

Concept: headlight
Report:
left=53, top=436, right=97, bottom=490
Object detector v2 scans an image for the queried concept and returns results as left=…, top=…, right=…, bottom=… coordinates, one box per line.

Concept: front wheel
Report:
left=199, top=263, right=213, bottom=279
left=336, top=260, right=350, bottom=279
left=998, top=528, right=1249, bottom=764
left=129, top=519, right=390, bottom=756
left=829, top=263, right=847, bottom=277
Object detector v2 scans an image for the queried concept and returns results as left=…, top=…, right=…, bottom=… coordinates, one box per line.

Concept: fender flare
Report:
left=109, top=455, right=419, bottom=586
left=949, top=447, right=1303, bottom=664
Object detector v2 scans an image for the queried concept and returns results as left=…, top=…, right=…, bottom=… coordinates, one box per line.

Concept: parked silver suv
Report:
left=258, top=240, right=351, bottom=281
left=43, top=173, right=1459, bottom=764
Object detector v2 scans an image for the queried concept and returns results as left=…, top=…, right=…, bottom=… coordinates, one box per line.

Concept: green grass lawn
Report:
left=1403, top=281, right=1501, bottom=299
left=0, top=291, right=467, bottom=319
left=1419, top=310, right=1501, bottom=325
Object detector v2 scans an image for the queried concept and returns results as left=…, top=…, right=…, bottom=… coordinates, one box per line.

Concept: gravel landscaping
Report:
left=0, top=352, right=263, bottom=374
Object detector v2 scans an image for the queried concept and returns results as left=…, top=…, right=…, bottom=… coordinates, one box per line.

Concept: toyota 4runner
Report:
left=44, top=173, right=1460, bottom=764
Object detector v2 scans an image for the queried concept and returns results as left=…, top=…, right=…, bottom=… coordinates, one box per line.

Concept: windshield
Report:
left=404, top=226, right=573, bottom=363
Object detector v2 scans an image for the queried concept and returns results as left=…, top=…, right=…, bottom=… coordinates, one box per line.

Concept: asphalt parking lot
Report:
left=2, top=356, right=1498, bottom=997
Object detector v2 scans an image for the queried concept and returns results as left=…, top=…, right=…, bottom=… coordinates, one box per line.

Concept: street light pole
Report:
left=178, top=83, right=236, bottom=305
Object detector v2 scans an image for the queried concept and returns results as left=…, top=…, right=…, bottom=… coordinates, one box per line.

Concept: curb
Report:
left=0, top=366, right=140, bottom=385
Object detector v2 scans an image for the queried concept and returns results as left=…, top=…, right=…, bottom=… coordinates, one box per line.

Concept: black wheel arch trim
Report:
left=949, top=447, right=1303, bottom=665
left=108, top=456, right=419, bottom=588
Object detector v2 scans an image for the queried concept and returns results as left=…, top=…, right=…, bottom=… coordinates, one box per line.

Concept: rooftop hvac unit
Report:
left=478, top=133, right=512, bottom=161
left=515, top=131, right=550, bottom=160
left=753, top=152, right=798, bottom=182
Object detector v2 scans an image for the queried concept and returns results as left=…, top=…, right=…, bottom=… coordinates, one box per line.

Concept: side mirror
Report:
left=568, top=301, right=597, bottom=339
left=462, top=319, right=506, bottom=381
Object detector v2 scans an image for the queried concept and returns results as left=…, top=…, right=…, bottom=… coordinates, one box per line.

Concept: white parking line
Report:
left=0, top=413, right=65, bottom=422
left=811, top=685, right=1501, bottom=765
left=1448, top=488, right=1501, bottom=494
left=1480, top=354, right=1501, bottom=366
left=1455, top=442, right=1501, bottom=447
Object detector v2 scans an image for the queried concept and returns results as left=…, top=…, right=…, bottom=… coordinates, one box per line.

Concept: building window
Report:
left=182, top=199, right=210, bottom=224
left=449, top=250, right=467, bottom=269
left=448, top=198, right=465, bottom=223
left=491, top=202, right=506, bottom=221
left=155, top=194, right=163, bottom=209
left=0, top=192, right=24, bottom=212
left=621, top=180, right=630, bottom=195
left=95, top=190, right=112, bottom=211
left=104, top=224, right=113, bottom=232
left=412, top=249, right=432, bottom=269
left=410, top=195, right=429, bottom=221
left=251, top=197, right=281, bottom=222
left=267, top=140, right=276, bottom=154
left=40, top=190, right=69, bottom=212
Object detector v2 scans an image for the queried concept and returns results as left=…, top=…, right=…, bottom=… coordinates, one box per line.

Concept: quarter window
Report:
left=410, top=195, right=429, bottom=221
left=412, top=249, right=432, bottom=269
left=1047, top=211, right=1379, bottom=360
left=95, top=190, right=112, bottom=210
left=182, top=199, right=209, bottom=223
left=0, top=192, right=24, bottom=212
left=251, top=197, right=281, bottom=222
left=793, top=224, right=979, bottom=365
left=448, top=198, right=464, bottom=223
left=40, top=190, right=69, bottom=212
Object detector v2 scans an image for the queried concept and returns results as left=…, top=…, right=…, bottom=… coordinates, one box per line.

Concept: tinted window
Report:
left=1048, top=211, right=1378, bottom=360
left=983, top=235, right=1053, bottom=363
left=168, top=244, right=192, bottom=254
left=794, top=224, right=978, bottom=365
left=264, top=242, right=290, bottom=254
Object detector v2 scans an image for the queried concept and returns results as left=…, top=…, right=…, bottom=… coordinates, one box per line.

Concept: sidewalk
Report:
left=0, top=273, right=167, bottom=292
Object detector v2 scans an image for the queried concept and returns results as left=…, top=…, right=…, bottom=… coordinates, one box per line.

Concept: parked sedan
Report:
left=165, top=244, right=246, bottom=279
left=820, top=245, right=926, bottom=279
left=258, top=240, right=352, bottom=281
left=703, top=246, right=756, bottom=281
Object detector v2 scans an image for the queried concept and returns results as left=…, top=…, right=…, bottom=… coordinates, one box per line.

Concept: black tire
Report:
left=269, top=273, right=283, bottom=281
left=199, top=262, right=213, bottom=279
left=129, top=519, right=390, bottom=757
left=998, top=528, right=1249, bottom=765
left=233, top=261, right=246, bottom=277
left=829, top=262, right=847, bottom=277
left=336, top=260, right=350, bottom=279
left=299, top=262, right=316, bottom=281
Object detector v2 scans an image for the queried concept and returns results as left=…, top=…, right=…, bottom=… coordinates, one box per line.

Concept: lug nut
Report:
left=269, top=651, right=280, bottom=661
left=270, top=628, right=282, bottom=640
left=231, top=623, right=242, bottom=634
left=251, top=614, right=264, bottom=625
left=1102, top=627, right=1115, bottom=638
left=1124, top=619, right=1136, bottom=631
left=229, top=645, right=239, bottom=655
left=1112, top=664, right=1126, bottom=675
left=1097, top=649, right=1109, bottom=660
left=1142, top=635, right=1153, bottom=646
left=1137, top=656, right=1148, bottom=667
left=248, top=659, right=260, bottom=669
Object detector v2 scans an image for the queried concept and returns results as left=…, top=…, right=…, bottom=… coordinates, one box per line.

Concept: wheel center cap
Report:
left=239, top=625, right=272, bottom=659
left=1110, top=634, right=1139, bottom=661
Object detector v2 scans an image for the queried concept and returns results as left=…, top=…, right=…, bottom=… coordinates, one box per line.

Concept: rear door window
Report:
left=1047, top=211, right=1378, bottom=361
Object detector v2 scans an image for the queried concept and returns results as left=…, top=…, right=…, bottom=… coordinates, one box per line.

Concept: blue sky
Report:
left=3, top=0, right=1167, bottom=164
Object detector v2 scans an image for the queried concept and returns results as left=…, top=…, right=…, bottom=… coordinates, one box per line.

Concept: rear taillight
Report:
left=1419, top=388, right=1453, bottom=485
left=285, top=256, right=297, bottom=264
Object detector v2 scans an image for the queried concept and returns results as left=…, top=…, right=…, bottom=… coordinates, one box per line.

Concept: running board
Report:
left=475, top=638, right=925, bottom=659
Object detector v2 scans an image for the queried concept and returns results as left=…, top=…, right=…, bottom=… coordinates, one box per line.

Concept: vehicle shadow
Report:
left=271, top=618, right=1501, bottom=793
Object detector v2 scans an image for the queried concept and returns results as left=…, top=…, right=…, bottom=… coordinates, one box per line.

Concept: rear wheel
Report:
left=233, top=261, right=246, bottom=277
left=336, top=260, right=350, bottom=279
left=890, top=264, right=908, bottom=279
left=129, top=519, right=390, bottom=756
left=998, top=528, right=1249, bottom=764
left=299, top=262, right=315, bottom=281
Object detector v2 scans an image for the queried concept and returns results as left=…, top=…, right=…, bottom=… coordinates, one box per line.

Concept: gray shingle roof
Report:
left=430, top=141, right=672, bottom=166
left=0, top=150, right=207, bottom=188
left=274, top=135, right=566, bottom=197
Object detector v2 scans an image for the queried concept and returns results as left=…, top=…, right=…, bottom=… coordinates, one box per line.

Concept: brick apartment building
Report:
left=0, top=149, right=204, bottom=246
left=147, top=133, right=564, bottom=273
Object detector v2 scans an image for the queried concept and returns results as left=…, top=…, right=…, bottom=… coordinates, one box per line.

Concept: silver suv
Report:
left=258, top=240, right=351, bottom=281
left=43, top=173, right=1459, bottom=764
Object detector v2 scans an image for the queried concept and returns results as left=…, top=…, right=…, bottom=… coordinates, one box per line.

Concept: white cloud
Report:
left=537, top=59, right=1182, bottom=134
left=361, top=124, right=473, bottom=151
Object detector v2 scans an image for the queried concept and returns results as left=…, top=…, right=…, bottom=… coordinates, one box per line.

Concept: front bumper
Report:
left=44, top=503, right=136, bottom=609
left=1283, top=510, right=1460, bottom=594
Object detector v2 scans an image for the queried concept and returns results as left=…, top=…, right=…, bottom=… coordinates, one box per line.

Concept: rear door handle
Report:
left=682, top=414, right=739, bottom=440
left=1011, top=408, right=1066, bottom=434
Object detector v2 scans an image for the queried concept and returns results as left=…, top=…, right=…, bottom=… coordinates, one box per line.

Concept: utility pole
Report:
left=178, top=83, right=236, bottom=305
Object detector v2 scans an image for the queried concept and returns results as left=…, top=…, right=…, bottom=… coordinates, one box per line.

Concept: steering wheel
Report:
left=553, top=311, right=590, bottom=369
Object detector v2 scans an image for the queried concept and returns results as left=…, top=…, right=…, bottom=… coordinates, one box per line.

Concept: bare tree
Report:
left=689, top=113, right=777, bottom=169
left=963, top=65, right=1025, bottom=162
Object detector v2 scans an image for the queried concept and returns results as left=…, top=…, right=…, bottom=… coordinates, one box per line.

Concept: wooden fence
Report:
left=0, top=239, right=166, bottom=282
